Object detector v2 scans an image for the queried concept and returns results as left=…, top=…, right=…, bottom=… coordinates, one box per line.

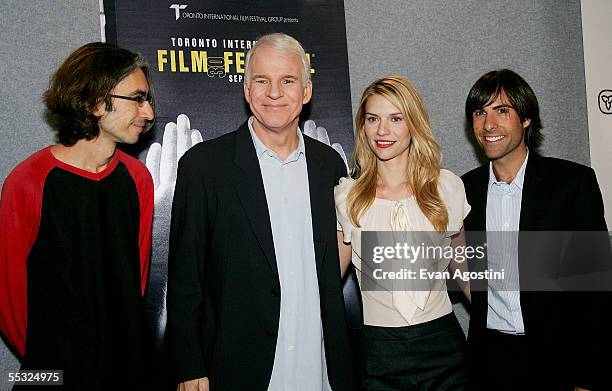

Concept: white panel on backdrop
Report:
left=581, top=0, right=612, bottom=226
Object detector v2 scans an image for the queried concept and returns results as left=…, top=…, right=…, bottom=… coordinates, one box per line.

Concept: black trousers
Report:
left=468, top=329, right=577, bottom=391
left=359, top=313, right=466, bottom=391
left=478, top=329, right=530, bottom=391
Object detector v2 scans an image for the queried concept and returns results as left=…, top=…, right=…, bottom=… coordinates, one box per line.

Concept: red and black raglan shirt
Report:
left=0, top=146, right=153, bottom=388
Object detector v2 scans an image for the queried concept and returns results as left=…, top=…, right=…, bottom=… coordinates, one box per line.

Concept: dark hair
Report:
left=43, top=42, right=152, bottom=146
left=465, top=69, right=543, bottom=150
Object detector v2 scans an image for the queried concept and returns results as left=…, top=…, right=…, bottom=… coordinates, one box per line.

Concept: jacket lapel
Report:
left=464, top=165, right=491, bottom=322
left=467, top=166, right=489, bottom=231
left=517, top=153, right=546, bottom=316
left=519, top=153, right=544, bottom=231
left=304, top=137, right=327, bottom=277
left=232, top=124, right=278, bottom=277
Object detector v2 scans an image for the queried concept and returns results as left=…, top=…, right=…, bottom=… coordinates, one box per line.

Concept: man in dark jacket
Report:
left=462, top=69, right=610, bottom=391
left=167, top=33, right=354, bottom=391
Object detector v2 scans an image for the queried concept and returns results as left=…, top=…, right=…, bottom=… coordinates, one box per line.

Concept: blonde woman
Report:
left=335, top=76, right=470, bottom=390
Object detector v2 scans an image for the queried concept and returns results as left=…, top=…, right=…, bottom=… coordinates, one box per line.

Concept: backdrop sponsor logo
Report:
left=599, top=89, right=612, bottom=114
left=169, top=4, right=188, bottom=20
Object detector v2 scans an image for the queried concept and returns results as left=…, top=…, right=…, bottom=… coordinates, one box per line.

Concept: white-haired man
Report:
left=167, top=33, right=355, bottom=391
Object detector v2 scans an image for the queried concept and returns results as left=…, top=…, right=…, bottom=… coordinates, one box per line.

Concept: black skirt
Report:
left=359, top=312, right=466, bottom=391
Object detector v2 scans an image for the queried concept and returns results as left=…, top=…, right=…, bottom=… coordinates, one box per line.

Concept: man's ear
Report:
left=522, top=117, right=531, bottom=129
left=302, top=79, right=312, bottom=105
left=92, top=98, right=108, bottom=117
left=243, top=81, right=251, bottom=104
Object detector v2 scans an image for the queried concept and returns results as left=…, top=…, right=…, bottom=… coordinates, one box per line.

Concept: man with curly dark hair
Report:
left=0, top=42, right=155, bottom=389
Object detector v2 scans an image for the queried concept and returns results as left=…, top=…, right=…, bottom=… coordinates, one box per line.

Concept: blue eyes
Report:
left=365, top=116, right=403, bottom=123
left=254, top=79, right=296, bottom=84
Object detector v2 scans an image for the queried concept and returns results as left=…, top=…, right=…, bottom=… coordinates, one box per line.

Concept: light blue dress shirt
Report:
left=486, top=151, right=529, bottom=335
left=248, top=117, right=331, bottom=391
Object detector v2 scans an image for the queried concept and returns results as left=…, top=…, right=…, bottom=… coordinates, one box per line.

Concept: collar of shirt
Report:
left=488, top=149, right=529, bottom=193
left=248, top=116, right=305, bottom=164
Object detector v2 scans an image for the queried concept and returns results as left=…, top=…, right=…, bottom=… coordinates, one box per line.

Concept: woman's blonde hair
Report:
left=347, top=76, right=448, bottom=232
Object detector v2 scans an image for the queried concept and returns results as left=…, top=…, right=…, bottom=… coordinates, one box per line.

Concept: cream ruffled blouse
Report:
left=335, top=169, right=470, bottom=326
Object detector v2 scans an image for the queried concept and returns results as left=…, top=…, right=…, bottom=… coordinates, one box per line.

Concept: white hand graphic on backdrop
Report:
left=303, top=119, right=349, bottom=172
left=144, top=114, right=203, bottom=344
left=146, top=114, right=203, bottom=205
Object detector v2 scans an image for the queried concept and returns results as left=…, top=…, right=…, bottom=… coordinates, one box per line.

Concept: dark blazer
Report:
left=167, top=122, right=354, bottom=390
left=462, top=152, right=610, bottom=390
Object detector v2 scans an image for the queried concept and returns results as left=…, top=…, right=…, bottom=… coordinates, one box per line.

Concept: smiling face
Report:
left=94, top=68, right=154, bottom=145
left=243, top=45, right=312, bottom=137
left=472, top=90, right=530, bottom=166
left=363, top=94, right=411, bottom=163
